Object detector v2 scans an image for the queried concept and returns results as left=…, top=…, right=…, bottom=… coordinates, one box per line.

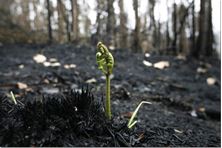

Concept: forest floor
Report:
left=0, top=44, right=220, bottom=146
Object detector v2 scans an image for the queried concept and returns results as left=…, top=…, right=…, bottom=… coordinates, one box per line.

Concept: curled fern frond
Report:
left=96, top=42, right=114, bottom=75
left=96, top=42, right=114, bottom=120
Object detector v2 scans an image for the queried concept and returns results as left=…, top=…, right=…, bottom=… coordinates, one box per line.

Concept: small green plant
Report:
left=10, top=91, right=17, bottom=105
left=96, top=42, right=114, bottom=120
left=127, top=101, right=152, bottom=129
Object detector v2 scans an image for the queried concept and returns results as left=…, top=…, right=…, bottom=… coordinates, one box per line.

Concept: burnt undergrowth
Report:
left=0, top=88, right=220, bottom=147
left=0, top=88, right=129, bottom=146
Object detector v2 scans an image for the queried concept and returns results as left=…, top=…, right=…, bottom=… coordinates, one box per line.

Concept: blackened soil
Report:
left=0, top=44, right=220, bottom=146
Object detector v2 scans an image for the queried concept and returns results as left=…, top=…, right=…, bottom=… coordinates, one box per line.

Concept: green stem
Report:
left=105, top=74, right=111, bottom=119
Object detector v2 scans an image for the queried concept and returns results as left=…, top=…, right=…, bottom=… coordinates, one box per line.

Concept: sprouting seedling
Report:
left=10, top=91, right=17, bottom=105
left=127, top=101, right=152, bottom=129
left=96, top=42, right=114, bottom=120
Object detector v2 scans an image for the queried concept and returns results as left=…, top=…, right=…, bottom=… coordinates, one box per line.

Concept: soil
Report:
left=0, top=44, right=220, bottom=146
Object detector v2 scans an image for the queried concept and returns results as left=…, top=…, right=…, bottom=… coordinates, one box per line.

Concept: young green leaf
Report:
left=10, top=91, right=17, bottom=105
left=127, top=101, right=152, bottom=129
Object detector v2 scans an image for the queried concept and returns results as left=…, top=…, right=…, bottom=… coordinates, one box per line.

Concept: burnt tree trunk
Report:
left=178, top=4, right=188, bottom=54
left=205, top=0, right=213, bottom=56
left=106, top=0, right=115, bottom=47
left=71, top=0, right=79, bottom=41
left=65, top=7, right=71, bottom=42
left=196, top=0, right=214, bottom=57
left=46, top=0, right=53, bottom=43
left=148, top=0, right=157, bottom=48
left=57, top=0, right=65, bottom=43
left=95, top=11, right=101, bottom=39
left=190, top=0, right=196, bottom=55
left=118, top=0, right=127, bottom=49
left=93, top=0, right=106, bottom=44
left=166, top=0, right=170, bottom=47
left=157, top=21, right=161, bottom=49
left=32, top=0, right=41, bottom=30
left=171, top=2, right=193, bottom=55
left=133, top=0, right=140, bottom=52
left=172, top=2, right=177, bottom=54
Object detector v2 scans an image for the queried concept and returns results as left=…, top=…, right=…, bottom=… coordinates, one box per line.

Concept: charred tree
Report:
left=205, top=0, right=214, bottom=56
left=82, top=1, right=91, bottom=38
left=190, top=0, right=196, bottom=55
left=95, top=0, right=102, bottom=38
left=70, top=0, right=79, bottom=41
left=118, top=0, right=127, bottom=49
left=57, top=0, right=65, bottom=43
left=46, top=0, right=53, bottom=43
left=93, top=0, right=107, bottom=44
left=178, top=4, right=188, bottom=54
left=0, top=0, right=14, bottom=25
left=196, top=0, right=214, bottom=57
left=133, top=0, right=141, bottom=52
left=65, top=6, right=71, bottom=42
left=172, top=2, right=177, bottom=54
left=166, top=0, right=170, bottom=47
left=106, top=0, right=115, bottom=47
left=148, top=0, right=157, bottom=48
left=171, top=1, right=193, bottom=55
left=157, top=21, right=161, bottom=49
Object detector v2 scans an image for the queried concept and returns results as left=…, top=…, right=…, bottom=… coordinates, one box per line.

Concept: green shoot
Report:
left=10, top=91, right=17, bottom=105
left=127, top=101, right=152, bottom=129
left=96, top=42, right=114, bottom=120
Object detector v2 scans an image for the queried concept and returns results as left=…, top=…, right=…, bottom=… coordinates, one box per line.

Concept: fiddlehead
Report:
left=96, top=42, right=114, bottom=119
left=96, top=42, right=114, bottom=75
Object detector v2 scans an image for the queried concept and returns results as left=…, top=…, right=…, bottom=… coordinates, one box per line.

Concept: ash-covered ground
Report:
left=0, top=44, right=220, bottom=146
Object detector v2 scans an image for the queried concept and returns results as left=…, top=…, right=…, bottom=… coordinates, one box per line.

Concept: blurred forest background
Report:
left=0, top=0, right=220, bottom=58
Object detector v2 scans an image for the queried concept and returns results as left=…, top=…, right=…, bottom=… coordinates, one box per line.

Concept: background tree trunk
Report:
left=205, top=0, right=213, bottom=56
left=71, top=0, right=79, bottom=41
left=196, top=0, right=214, bottom=57
left=148, top=0, right=157, bottom=48
left=118, top=0, right=127, bottom=49
left=95, top=0, right=102, bottom=38
left=57, top=0, right=65, bottom=43
left=65, top=7, right=71, bottom=42
left=133, top=0, right=141, bottom=52
left=156, top=21, right=161, bottom=49
left=172, top=2, right=177, bottom=54
left=190, top=0, right=196, bottom=56
left=166, top=0, right=170, bottom=48
left=21, top=0, right=31, bottom=30
left=46, top=0, right=53, bottom=43
left=32, top=0, right=41, bottom=31
left=94, top=0, right=106, bottom=44
left=106, top=0, right=115, bottom=47
left=178, top=4, right=188, bottom=54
